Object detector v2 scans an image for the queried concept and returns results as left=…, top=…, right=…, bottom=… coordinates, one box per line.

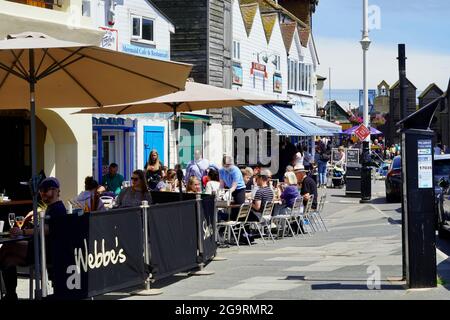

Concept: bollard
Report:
left=39, top=210, right=47, bottom=298
left=133, top=200, right=162, bottom=296
left=191, top=194, right=215, bottom=275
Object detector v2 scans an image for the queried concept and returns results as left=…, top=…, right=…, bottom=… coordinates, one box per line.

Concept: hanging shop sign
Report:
left=273, top=73, right=282, bottom=93
left=250, top=62, right=267, bottom=78
left=99, top=27, right=119, bottom=51
left=232, top=63, right=243, bottom=86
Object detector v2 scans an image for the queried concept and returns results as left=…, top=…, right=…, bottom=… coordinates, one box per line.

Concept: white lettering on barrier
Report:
left=202, top=220, right=214, bottom=240
left=67, top=236, right=127, bottom=289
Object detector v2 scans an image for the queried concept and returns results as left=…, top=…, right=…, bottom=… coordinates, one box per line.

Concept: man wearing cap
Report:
left=295, top=164, right=318, bottom=209
left=219, top=155, right=246, bottom=220
left=248, top=169, right=274, bottom=222
left=0, top=177, right=66, bottom=300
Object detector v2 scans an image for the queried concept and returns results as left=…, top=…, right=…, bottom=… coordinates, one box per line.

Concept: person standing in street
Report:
left=219, top=155, right=246, bottom=220
left=184, top=149, right=210, bottom=188
left=145, top=150, right=164, bottom=191
left=102, top=163, right=124, bottom=195
left=316, top=142, right=330, bottom=188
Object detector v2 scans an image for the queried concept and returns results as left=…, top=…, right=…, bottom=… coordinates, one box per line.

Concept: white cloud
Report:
left=316, top=37, right=450, bottom=91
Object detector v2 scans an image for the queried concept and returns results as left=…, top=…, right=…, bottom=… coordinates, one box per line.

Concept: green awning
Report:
left=178, top=113, right=211, bottom=123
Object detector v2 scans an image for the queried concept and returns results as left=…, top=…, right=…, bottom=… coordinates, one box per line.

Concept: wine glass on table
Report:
left=8, top=212, right=15, bottom=230
left=15, top=216, right=25, bottom=230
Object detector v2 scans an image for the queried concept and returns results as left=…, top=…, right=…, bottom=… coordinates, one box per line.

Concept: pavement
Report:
left=15, top=179, right=450, bottom=300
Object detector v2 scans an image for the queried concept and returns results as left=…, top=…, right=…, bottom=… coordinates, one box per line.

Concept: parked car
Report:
left=385, top=156, right=402, bottom=202
left=434, top=154, right=450, bottom=237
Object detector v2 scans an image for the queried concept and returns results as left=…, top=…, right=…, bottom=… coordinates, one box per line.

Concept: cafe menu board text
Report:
left=346, top=149, right=360, bottom=167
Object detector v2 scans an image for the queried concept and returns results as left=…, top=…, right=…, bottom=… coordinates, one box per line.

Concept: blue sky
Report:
left=313, top=0, right=450, bottom=89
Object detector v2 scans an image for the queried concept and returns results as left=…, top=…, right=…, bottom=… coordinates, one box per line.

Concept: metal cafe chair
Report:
left=217, top=203, right=252, bottom=248
left=290, top=197, right=308, bottom=237
left=302, top=195, right=319, bottom=234
left=311, top=193, right=328, bottom=232
left=245, top=201, right=275, bottom=245
left=271, top=203, right=298, bottom=239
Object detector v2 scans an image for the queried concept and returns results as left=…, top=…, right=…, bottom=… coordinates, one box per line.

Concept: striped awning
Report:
left=243, top=105, right=305, bottom=136
left=269, top=105, right=332, bottom=136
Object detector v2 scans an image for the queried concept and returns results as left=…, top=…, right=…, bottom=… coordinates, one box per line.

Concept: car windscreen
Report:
left=434, top=159, right=450, bottom=178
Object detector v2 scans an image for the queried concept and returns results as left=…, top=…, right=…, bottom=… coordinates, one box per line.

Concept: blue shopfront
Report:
left=93, top=117, right=137, bottom=183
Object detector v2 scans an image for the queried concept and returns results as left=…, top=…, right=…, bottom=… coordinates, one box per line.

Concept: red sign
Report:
left=355, top=124, right=371, bottom=141
left=250, top=62, right=267, bottom=78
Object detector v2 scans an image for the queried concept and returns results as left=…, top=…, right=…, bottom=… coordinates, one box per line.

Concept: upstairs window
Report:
left=132, top=15, right=154, bottom=43
left=233, top=40, right=241, bottom=61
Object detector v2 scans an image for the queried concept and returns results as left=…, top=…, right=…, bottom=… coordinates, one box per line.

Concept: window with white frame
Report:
left=289, top=61, right=313, bottom=94
left=131, top=15, right=154, bottom=42
left=233, top=40, right=241, bottom=61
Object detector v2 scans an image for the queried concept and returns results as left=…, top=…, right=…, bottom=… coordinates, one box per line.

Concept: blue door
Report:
left=144, top=126, right=165, bottom=167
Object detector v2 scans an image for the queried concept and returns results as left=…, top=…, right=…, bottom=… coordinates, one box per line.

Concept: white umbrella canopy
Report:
left=0, top=32, right=192, bottom=299
left=75, top=81, right=285, bottom=114
left=0, top=32, right=192, bottom=109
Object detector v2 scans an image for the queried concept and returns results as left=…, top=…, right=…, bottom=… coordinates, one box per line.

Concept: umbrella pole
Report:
left=29, top=49, right=42, bottom=299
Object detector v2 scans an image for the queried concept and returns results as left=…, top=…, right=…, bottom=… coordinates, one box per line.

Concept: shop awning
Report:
left=179, top=112, right=212, bottom=123
left=243, top=105, right=305, bottom=136
left=302, top=116, right=342, bottom=134
left=269, top=105, right=333, bottom=136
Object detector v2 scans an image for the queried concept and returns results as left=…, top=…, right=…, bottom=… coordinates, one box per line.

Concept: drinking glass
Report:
left=15, top=216, right=25, bottom=229
left=8, top=212, right=15, bottom=229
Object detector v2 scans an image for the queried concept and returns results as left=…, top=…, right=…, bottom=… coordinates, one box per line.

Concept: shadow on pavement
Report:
left=311, top=283, right=405, bottom=290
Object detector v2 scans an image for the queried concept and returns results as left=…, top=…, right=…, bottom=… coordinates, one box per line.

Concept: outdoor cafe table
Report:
left=0, top=200, right=33, bottom=207
left=0, top=233, right=32, bottom=244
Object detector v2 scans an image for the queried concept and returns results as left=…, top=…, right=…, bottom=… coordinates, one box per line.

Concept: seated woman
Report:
left=186, top=176, right=202, bottom=194
left=115, top=170, right=152, bottom=207
left=276, top=171, right=299, bottom=216
left=205, top=169, right=220, bottom=195
left=155, top=169, right=177, bottom=191
left=74, top=176, right=105, bottom=212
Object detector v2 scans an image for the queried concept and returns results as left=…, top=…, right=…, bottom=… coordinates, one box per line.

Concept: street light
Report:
left=360, top=0, right=372, bottom=203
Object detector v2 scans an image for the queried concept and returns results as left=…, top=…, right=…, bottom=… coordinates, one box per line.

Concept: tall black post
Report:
left=360, top=141, right=371, bottom=202
left=401, top=129, right=437, bottom=288
left=29, top=49, right=42, bottom=299
left=398, top=44, right=407, bottom=280
left=398, top=44, right=407, bottom=121
left=397, top=92, right=441, bottom=288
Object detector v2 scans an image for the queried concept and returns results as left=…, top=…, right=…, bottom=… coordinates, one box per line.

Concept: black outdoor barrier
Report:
left=150, top=191, right=217, bottom=264
left=197, top=196, right=217, bottom=263
left=50, top=207, right=146, bottom=299
left=147, top=200, right=199, bottom=280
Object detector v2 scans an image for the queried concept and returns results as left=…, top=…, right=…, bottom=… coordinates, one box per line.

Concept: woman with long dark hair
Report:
left=116, top=170, right=152, bottom=207
left=145, top=150, right=163, bottom=190
left=74, top=176, right=105, bottom=212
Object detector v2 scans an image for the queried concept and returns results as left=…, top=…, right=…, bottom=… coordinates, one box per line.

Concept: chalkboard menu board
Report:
left=346, top=149, right=360, bottom=166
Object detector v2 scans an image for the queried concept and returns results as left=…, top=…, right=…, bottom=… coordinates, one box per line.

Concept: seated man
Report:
left=0, top=177, right=66, bottom=300
left=102, top=163, right=124, bottom=195
left=295, top=165, right=318, bottom=209
left=248, top=169, right=274, bottom=222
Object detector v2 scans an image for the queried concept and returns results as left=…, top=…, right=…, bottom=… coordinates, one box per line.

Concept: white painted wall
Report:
left=92, top=0, right=173, bottom=58
left=287, top=28, right=317, bottom=116
left=231, top=1, right=287, bottom=100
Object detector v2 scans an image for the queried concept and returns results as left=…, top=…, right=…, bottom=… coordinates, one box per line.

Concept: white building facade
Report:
left=229, top=0, right=325, bottom=170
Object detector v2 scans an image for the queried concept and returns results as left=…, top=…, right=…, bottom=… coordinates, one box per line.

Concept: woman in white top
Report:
left=293, top=145, right=304, bottom=167
left=205, top=169, right=220, bottom=195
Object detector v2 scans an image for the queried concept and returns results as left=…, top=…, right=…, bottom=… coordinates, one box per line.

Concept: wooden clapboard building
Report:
left=419, top=83, right=444, bottom=142
left=151, top=0, right=234, bottom=167
left=385, top=78, right=417, bottom=146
